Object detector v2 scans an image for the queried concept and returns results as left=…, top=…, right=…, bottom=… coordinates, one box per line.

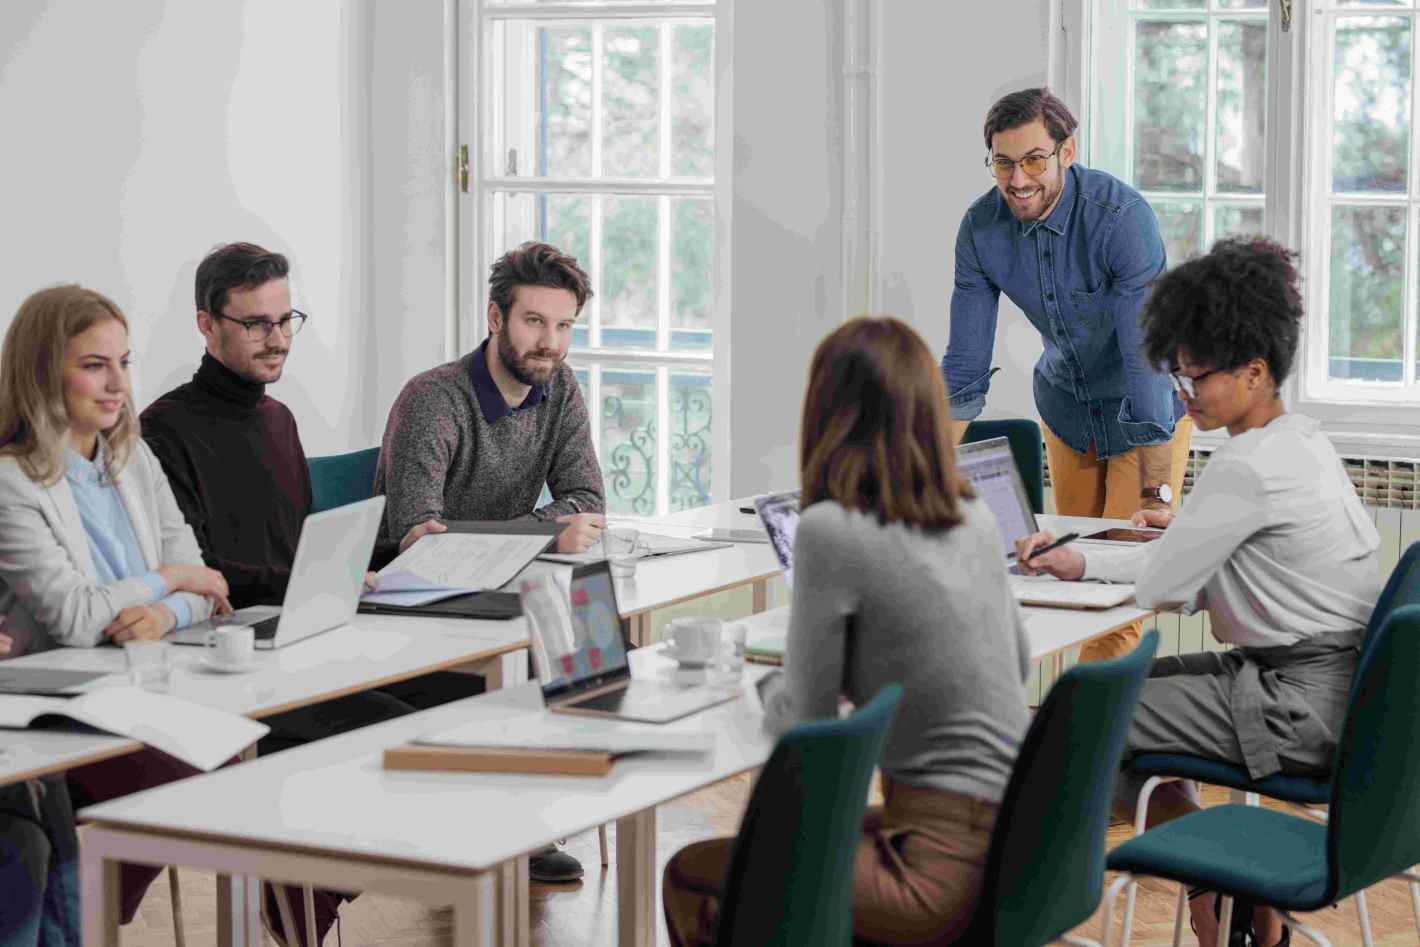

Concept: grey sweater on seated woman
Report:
left=761, top=496, right=1031, bottom=804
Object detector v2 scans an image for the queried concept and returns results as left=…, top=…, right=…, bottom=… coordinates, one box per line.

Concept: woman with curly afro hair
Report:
left=1015, top=237, right=1382, bottom=946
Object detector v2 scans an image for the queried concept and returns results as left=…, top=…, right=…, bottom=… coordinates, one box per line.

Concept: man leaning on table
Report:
left=941, top=87, right=1191, bottom=661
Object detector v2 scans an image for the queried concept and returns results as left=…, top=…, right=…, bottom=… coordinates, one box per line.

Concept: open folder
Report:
left=360, top=532, right=554, bottom=607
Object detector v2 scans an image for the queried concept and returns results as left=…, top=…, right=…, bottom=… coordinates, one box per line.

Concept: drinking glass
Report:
left=709, top=621, right=747, bottom=685
left=123, top=639, right=172, bottom=693
left=602, top=527, right=646, bottom=577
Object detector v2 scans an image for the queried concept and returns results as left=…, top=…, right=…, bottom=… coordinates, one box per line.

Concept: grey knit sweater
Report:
left=762, top=497, right=1031, bottom=804
left=373, top=352, right=605, bottom=542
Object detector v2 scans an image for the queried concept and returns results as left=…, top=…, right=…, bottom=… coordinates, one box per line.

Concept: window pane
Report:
left=538, top=27, right=593, bottom=178
left=489, top=191, right=593, bottom=345
left=1134, top=21, right=1207, bottom=192
left=1154, top=201, right=1203, bottom=268
left=671, top=24, right=714, bottom=177
left=601, top=196, right=659, bottom=349
left=1332, top=17, right=1410, bottom=194
left=1215, top=19, right=1267, bottom=194
left=600, top=367, right=658, bottom=515
left=671, top=197, right=713, bottom=352
left=1213, top=204, right=1264, bottom=242
left=1216, top=0, right=1266, bottom=7
left=603, top=26, right=660, bottom=178
left=1328, top=205, right=1406, bottom=382
left=1136, top=0, right=1204, bottom=9
left=669, top=372, right=712, bottom=511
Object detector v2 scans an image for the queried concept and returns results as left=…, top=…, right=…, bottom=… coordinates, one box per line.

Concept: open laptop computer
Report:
left=534, top=561, right=740, bottom=724
left=171, top=495, right=385, bottom=650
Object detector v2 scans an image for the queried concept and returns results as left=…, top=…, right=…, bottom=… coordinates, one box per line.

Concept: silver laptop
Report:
left=535, top=561, right=739, bottom=724
left=171, top=495, right=385, bottom=650
left=753, top=491, right=801, bottom=587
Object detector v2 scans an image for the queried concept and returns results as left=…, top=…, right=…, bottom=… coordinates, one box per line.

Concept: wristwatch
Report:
left=1140, top=483, right=1173, bottom=505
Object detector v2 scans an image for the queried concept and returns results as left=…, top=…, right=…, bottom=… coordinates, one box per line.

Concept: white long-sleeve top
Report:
left=1081, top=413, right=1381, bottom=649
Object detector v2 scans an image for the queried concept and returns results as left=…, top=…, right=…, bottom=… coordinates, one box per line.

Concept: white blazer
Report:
left=0, top=438, right=212, bottom=655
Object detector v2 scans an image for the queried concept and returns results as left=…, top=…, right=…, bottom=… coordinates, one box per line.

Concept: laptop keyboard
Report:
left=567, top=687, right=630, bottom=713
left=250, top=615, right=281, bottom=640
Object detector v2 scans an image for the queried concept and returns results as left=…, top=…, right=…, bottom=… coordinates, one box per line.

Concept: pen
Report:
left=738, top=506, right=756, bottom=514
left=1024, top=531, right=1081, bottom=562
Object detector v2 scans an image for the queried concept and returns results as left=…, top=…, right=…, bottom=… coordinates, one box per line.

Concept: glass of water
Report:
left=602, top=527, right=646, bottom=577
left=123, top=639, right=172, bottom=693
left=709, top=622, right=747, bottom=686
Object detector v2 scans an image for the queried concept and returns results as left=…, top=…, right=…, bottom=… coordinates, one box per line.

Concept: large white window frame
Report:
left=457, top=0, right=732, bottom=515
left=1081, top=0, right=1420, bottom=445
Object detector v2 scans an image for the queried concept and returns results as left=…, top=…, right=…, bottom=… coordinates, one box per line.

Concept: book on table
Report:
left=361, top=532, right=555, bottom=607
left=0, top=686, right=268, bottom=771
left=538, top=530, right=731, bottom=565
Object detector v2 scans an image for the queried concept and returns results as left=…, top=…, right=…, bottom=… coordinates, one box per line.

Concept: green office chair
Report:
left=308, top=446, right=381, bottom=513
left=961, top=630, right=1158, bottom=947
left=712, top=684, right=904, bottom=946
left=964, top=418, right=1045, bottom=513
left=1103, top=604, right=1420, bottom=946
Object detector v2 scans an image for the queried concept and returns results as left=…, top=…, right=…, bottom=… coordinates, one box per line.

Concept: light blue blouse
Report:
left=65, top=445, right=192, bottom=630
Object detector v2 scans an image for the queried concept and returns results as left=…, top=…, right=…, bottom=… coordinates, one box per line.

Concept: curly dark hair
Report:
left=488, top=241, right=592, bottom=319
left=982, top=88, right=1078, bottom=150
left=1140, top=237, right=1304, bottom=386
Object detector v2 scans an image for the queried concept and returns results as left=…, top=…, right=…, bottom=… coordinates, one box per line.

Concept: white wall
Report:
left=0, top=0, right=447, bottom=457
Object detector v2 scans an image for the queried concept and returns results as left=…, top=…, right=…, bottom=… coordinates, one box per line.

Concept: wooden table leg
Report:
left=496, top=854, right=530, bottom=947
left=616, top=808, right=657, bottom=947
left=79, top=827, right=122, bottom=947
left=629, top=612, right=653, bottom=649
left=752, top=578, right=768, bottom=614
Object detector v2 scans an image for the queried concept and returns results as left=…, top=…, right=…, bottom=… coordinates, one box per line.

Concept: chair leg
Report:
left=167, top=867, right=186, bottom=947
left=1100, top=873, right=1133, bottom=947
left=1407, top=869, right=1420, bottom=936
left=303, top=884, right=318, bottom=947
left=1217, top=896, right=1234, bottom=947
left=275, top=885, right=300, bottom=947
left=1353, top=889, right=1375, bottom=947
left=1278, top=910, right=1334, bottom=947
left=1170, top=884, right=1187, bottom=947
left=1119, top=776, right=1165, bottom=947
left=598, top=824, right=609, bottom=867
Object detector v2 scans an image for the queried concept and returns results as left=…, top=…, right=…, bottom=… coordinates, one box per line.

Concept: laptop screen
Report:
left=753, top=491, right=801, bottom=587
left=955, top=437, right=1037, bottom=559
left=532, top=562, right=632, bottom=700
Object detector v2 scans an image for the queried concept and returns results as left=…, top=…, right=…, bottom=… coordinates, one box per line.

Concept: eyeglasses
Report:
left=986, top=142, right=1064, bottom=180
left=213, top=310, right=308, bottom=342
left=1167, top=367, right=1225, bottom=400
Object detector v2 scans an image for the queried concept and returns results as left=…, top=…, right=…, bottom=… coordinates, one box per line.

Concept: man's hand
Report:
left=104, top=604, right=176, bottom=643
left=0, top=619, right=12, bottom=657
left=1131, top=508, right=1175, bottom=529
left=1014, top=531, right=1087, bottom=581
left=948, top=419, right=970, bottom=448
left=399, top=519, right=448, bottom=553
left=555, top=513, right=606, bottom=553
left=363, top=572, right=380, bottom=593
left=1136, top=442, right=1175, bottom=514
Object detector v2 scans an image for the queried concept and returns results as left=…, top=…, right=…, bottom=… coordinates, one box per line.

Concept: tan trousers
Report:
left=662, top=777, right=997, bottom=946
left=1042, top=416, right=1193, bottom=661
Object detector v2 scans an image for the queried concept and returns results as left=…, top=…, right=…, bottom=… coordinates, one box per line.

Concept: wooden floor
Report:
left=116, top=781, right=1419, bottom=946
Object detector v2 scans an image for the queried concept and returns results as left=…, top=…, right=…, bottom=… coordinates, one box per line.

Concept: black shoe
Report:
left=529, top=845, right=584, bottom=883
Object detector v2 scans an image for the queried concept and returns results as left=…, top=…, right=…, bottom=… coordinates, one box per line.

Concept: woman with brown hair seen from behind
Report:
left=0, top=285, right=232, bottom=933
left=662, top=317, right=1031, bottom=945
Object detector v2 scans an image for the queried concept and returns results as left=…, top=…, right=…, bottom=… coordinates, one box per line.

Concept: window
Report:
left=1089, top=0, right=1420, bottom=413
left=465, top=0, right=721, bottom=515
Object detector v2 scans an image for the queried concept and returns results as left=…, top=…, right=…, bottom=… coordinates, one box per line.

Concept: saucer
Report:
left=201, top=654, right=258, bottom=674
left=671, top=655, right=712, bottom=669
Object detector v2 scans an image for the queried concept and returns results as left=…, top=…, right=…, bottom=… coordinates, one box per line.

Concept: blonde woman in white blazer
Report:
left=0, top=285, right=230, bottom=657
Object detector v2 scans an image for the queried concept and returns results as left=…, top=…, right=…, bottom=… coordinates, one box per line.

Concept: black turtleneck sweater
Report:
left=140, top=354, right=311, bottom=608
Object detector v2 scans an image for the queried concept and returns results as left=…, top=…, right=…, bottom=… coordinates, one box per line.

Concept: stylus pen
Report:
left=738, top=506, right=756, bottom=514
left=1024, top=531, right=1080, bottom=562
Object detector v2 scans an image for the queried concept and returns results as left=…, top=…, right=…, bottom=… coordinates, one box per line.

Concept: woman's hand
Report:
left=159, top=564, right=232, bottom=614
left=1014, top=531, right=1087, bottom=581
left=104, top=604, right=176, bottom=642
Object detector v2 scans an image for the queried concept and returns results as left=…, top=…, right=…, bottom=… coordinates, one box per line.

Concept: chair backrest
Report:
left=715, top=684, right=903, bottom=946
left=1364, top=540, right=1420, bottom=645
left=963, top=418, right=1045, bottom=514
left=308, top=447, right=381, bottom=514
left=972, top=631, right=1159, bottom=947
left=1326, top=603, right=1420, bottom=901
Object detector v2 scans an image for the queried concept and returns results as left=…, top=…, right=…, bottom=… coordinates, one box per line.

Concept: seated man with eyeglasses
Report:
left=940, top=87, right=1192, bottom=663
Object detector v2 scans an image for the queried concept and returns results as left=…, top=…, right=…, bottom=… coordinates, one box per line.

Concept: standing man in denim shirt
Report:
left=942, top=88, right=1192, bottom=661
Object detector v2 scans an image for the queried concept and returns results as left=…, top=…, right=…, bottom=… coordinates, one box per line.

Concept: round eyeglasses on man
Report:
left=986, top=142, right=1065, bottom=180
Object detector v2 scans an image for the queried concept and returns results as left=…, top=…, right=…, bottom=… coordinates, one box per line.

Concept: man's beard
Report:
left=497, top=323, right=560, bottom=386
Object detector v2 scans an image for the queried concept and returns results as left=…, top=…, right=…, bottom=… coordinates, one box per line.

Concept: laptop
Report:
left=171, top=495, right=386, bottom=649
left=954, top=438, right=1136, bottom=609
left=533, top=561, right=740, bottom=724
left=0, top=668, right=108, bottom=696
left=753, top=491, right=801, bottom=587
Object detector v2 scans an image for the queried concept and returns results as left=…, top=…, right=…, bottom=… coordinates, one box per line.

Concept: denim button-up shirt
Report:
left=941, top=164, right=1182, bottom=459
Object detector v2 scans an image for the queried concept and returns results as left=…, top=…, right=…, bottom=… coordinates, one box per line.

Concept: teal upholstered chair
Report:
left=961, top=630, right=1158, bottom=946
left=1117, top=540, right=1420, bottom=943
left=712, top=684, right=904, bottom=946
left=308, top=447, right=381, bottom=513
left=1104, top=604, right=1420, bottom=946
left=964, top=418, right=1045, bottom=514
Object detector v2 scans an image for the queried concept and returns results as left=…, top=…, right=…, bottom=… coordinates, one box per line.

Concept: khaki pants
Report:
left=662, top=778, right=997, bottom=946
left=1043, top=416, right=1193, bottom=662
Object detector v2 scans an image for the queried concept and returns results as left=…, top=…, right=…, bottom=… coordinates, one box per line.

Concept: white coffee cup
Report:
left=666, top=617, right=722, bottom=664
left=207, top=624, right=255, bottom=667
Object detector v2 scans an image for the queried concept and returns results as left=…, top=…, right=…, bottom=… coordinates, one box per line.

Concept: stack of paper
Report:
left=362, top=533, right=553, bottom=607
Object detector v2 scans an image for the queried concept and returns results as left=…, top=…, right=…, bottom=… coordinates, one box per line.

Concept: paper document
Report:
left=539, top=531, right=730, bottom=565
left=363, top=533, right=551, bottom=606
left=0, top=687, right=268, bottom=771
left=418, top=710, right=715, bottom=755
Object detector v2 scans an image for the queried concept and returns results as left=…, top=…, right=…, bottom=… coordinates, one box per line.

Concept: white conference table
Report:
left=77, top=578, right=1153, bottom=947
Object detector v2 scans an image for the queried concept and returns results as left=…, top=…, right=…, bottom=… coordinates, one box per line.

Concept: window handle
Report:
left=1279, top=0, right=1291, bottom=33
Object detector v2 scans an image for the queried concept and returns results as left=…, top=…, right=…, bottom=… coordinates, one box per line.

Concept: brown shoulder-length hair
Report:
left=0, top=285, right=138, bottom=485
left=799, top=317, right=975, bottom=530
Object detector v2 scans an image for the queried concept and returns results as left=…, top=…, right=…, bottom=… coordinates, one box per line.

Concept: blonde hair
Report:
left=0, top=285, right=137, bottom=485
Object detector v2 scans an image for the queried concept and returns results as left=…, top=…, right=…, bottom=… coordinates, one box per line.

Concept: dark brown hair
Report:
left=800, top=317, right=974, bottom=530
left=983, top=87, right=1078, bottom=150
left=488, top=241, right=593, bottom=318
left=195, top=242, right=290, bottom=316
